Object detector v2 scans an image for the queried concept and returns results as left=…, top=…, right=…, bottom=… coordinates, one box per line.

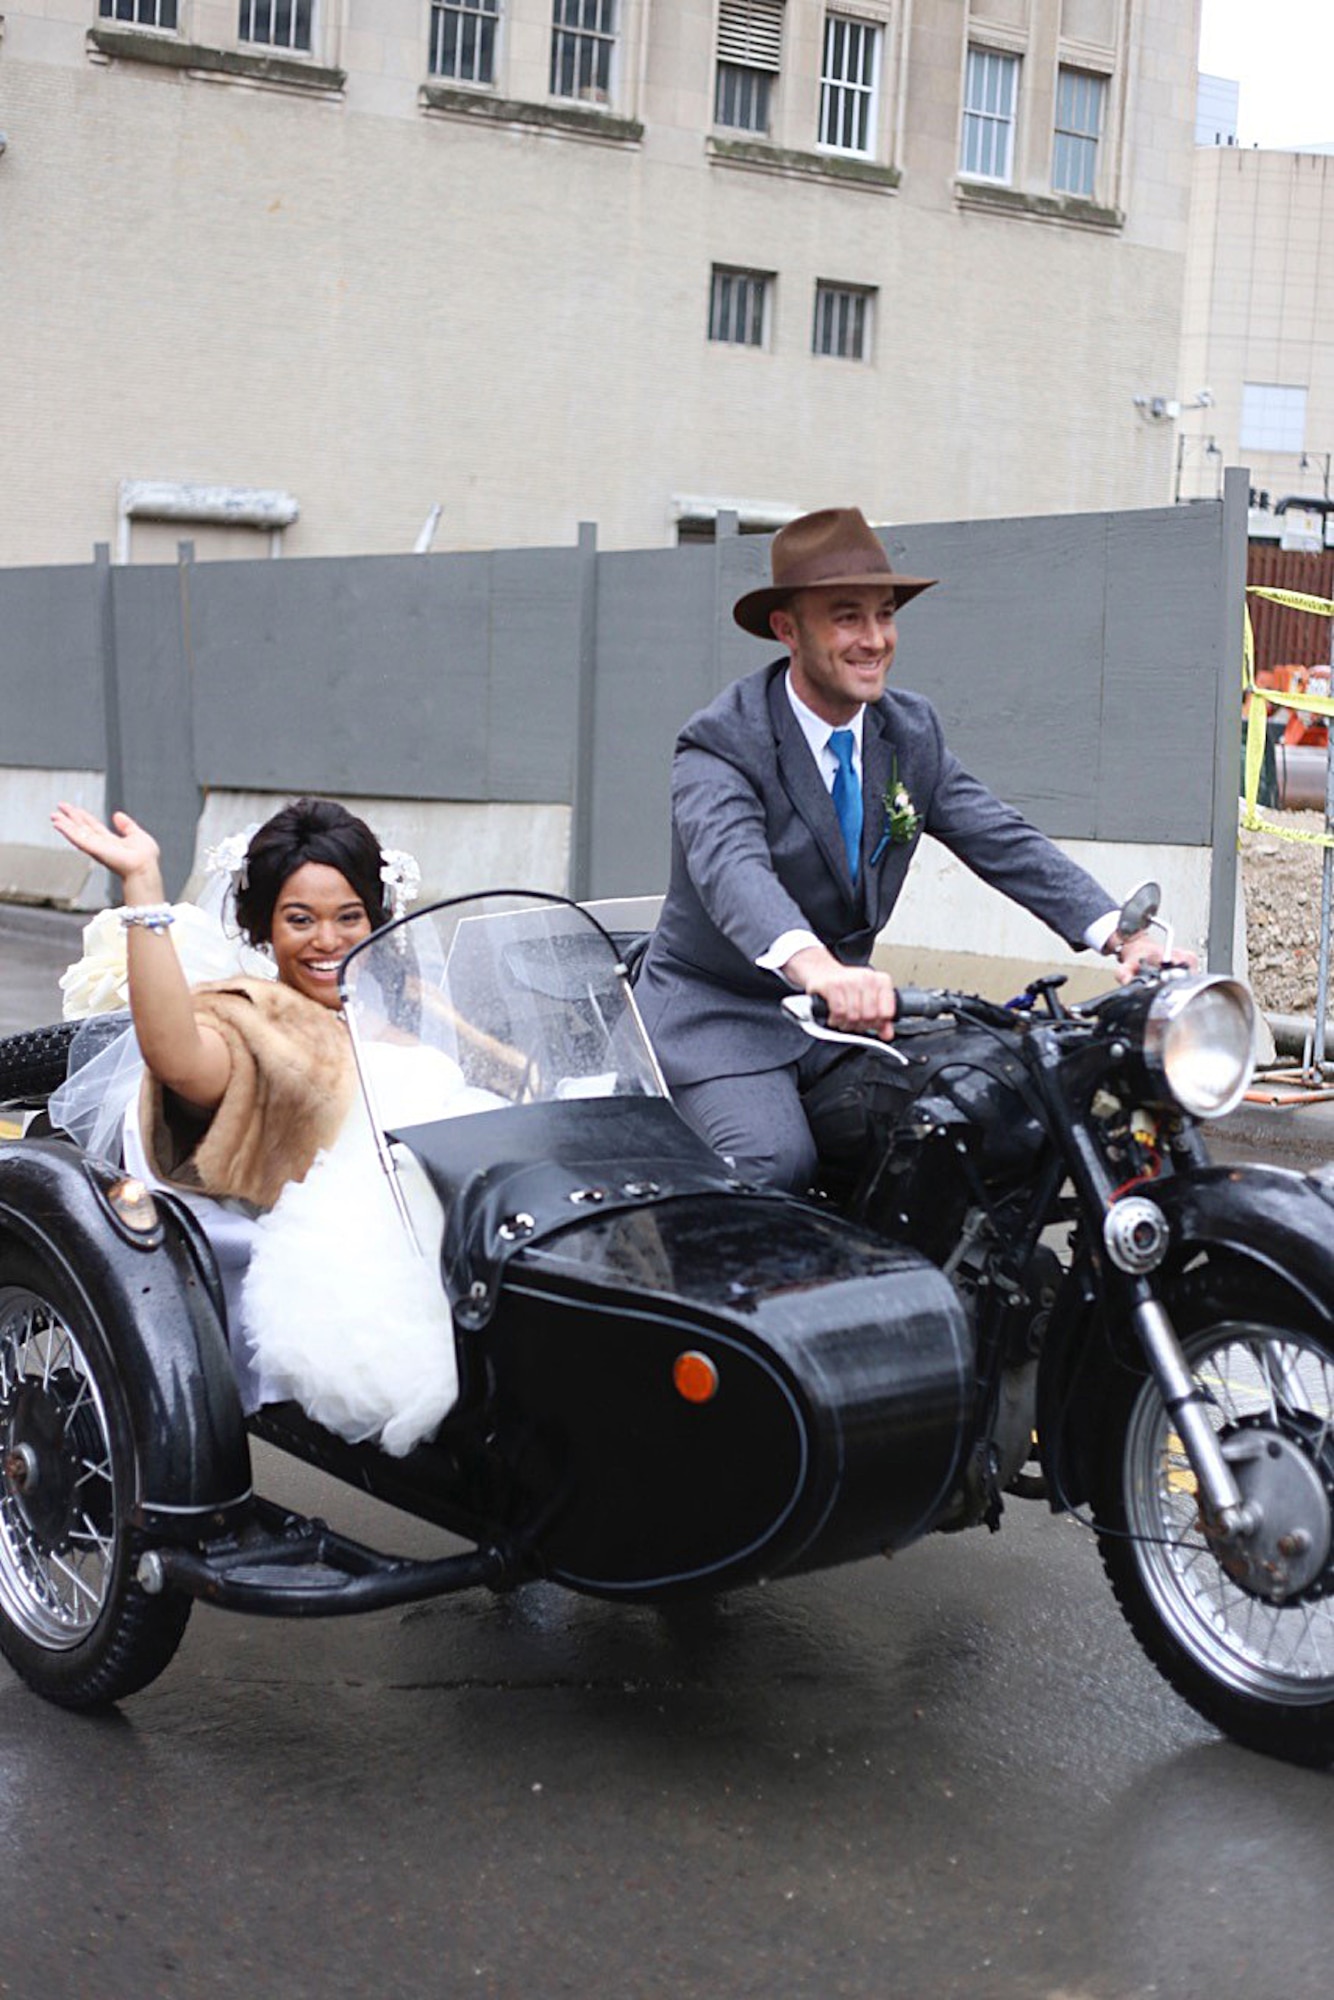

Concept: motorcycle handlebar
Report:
left=802, top=987, right=946, bottom=1028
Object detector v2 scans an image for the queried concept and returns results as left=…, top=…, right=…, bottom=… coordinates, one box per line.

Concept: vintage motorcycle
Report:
left=0, top=888, right=1330, bottom=1767
left=779, top=883, right=1334, bottom=1765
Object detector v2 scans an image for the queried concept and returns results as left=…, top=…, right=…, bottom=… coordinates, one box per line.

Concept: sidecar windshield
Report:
left=339, top=893, right=665, bottom=1132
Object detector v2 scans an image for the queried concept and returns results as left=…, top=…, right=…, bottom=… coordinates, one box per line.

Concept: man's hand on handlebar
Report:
left=783, top=945, right=898, bottom=1039
left=1111, top=929, right=1199, bottom=984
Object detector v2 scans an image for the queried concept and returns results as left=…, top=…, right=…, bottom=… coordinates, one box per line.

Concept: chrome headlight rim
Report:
left=1142, top=974, right=1257, bottom=1120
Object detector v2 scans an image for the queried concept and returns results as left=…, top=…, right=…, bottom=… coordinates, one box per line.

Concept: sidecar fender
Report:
left=0, top=1138, right=252, bottom=1536
left=1038, top=1162, right=1334, bottom=1511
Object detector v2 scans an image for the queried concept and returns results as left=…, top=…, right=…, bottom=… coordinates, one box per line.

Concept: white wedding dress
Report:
left=49, top=893, right=500, bottom=1456
left=102, top=1040, right=497, bottom=1456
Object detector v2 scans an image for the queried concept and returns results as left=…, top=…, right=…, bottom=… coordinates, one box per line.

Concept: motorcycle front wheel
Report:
left=0, top=1256, right=193, bottom=1708
left=1094, top=1261, right=1334, bottom=1765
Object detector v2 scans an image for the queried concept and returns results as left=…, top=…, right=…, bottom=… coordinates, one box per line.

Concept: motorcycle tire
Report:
left=1093, top=1258, right=1334, bottom=1766
left=0, top=1249, right=193, bottom=1709
left=0, top=1021, right=80, bottom=1106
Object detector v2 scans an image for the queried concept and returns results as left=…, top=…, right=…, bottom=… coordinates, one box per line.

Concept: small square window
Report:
left=813, top=283, right=873, bottom=361
left=430, top=0, right=498, bottom=84
left=961, top=46, right=1017, bottom=182
left=819, top=14, right=881, bottom=156
left=238, top=0, right=312, bottom=52
left=1241, top=383, right=1308, bottom=454
left=709, top=266, right=771, bottom=348
left=1053, top=67, right=1106, bottom=197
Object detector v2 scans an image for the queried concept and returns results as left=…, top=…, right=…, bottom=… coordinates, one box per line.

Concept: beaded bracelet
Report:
left=119, top=903, right=176, bottom=933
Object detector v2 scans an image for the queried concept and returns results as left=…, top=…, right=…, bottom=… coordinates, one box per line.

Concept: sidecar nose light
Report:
left=1144, top=976, right=1256, bottom=1119
left=673, top=1351, right=719, bottom=1404
left=107, top=1177, right=159, bottom=1231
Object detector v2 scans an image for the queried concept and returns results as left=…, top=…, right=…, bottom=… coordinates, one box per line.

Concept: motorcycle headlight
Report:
left=1142, top=976, right=1257, bottom=1119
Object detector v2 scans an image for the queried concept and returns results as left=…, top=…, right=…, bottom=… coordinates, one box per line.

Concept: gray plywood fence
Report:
left=0, top=476, right=1247, bottom=965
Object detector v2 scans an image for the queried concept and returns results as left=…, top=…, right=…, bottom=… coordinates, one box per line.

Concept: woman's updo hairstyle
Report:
left=234, top=797, right=390, bottom=945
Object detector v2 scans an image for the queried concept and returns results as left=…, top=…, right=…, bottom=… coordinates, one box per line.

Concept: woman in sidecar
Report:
left=0, top=827, right=973, bottom=1711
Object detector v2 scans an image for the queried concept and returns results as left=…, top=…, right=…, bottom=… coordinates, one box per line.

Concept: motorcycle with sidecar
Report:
left=0, top=889, right=1331, bottom=1767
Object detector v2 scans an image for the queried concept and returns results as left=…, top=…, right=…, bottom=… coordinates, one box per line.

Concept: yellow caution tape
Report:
left=1241, top=592, right=1334, bottom=847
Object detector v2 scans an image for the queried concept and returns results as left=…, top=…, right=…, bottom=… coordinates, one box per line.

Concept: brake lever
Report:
left=781, top=994, right=911, bottom=1063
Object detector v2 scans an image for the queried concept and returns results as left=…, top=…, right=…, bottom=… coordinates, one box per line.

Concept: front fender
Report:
left=1038, top=1163, right=1334, bottom=1511
left=0, top=1138, right=252, bottom=1535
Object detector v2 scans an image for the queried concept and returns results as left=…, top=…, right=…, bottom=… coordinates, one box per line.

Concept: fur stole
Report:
left=138, top=977, right=355, bottom=1210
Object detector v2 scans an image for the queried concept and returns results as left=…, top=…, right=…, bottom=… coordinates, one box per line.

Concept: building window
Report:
left=98, top=0, right=179, bottom=25
left=813, top=282, right=873, bottom=361
left=1052, top=66, right=1106, bottom=197
left=429, top=0, right=498, bottom=83
left=818, top=14, right=881, bottom=155
left=715, top=0, right=784, bottom=134
left=238, top=0, right=312, bottom=51
left=709, top=267, right=771, bottom=348
left=960, top=46, right=1018, bottom=182
left=1241, top=383, right=1308, bottom=454
left=550, top=0, right=615, bottom=104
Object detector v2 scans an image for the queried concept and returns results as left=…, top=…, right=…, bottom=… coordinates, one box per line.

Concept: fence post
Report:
left=94, top=541, right=125, bottom=847
left=1207, top=469, right=1248, bottom=971
left=569, top=520, right=598, bottom=900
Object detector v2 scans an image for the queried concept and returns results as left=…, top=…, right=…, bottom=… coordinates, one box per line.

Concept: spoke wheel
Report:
left=0, top=1257, right=191, bottom=1708
left=1095, top=1263, right=1334, bottom=1765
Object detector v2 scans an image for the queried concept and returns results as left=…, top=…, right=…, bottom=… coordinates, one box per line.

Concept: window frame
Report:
left=708, top=265, right=773, bottom=350
left=549, top=0, right=617, bottom=108
left=1240, top=383, right=1309, bottom=455
left=96, top=0, right=180, bottom=32
left=812, top=280, right=875, bottom=362
left=817, top=12, right=883, bottom=159
left=237, top=0, right=315, bottom=56
left=1052, top=63, right=1107, bottom=199
left=959, top=43, right=1019, bottom=185
left=428, top=0, right=501, bottom=87
left=714, top=0, right=785, bottom=137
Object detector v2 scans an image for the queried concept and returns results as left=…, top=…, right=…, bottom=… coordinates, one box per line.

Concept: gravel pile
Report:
left=1241, top=810, right=1332, bottom=1016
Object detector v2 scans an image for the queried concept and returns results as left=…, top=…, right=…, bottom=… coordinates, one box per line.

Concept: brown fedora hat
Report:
left=732, top=507, right=937, bottom=639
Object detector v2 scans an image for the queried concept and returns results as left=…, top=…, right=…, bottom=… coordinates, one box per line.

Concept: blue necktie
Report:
left=828, top=729, right=862, bottom=884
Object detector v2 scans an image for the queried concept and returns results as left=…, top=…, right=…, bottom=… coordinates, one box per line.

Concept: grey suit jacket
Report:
left=635, top=660, right=1114, bottom=1086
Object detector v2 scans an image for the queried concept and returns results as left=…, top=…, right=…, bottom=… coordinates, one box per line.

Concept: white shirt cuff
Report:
left=1083, top=910, right=1121, bottom=953
left=758, top=928, right=823, bottom=979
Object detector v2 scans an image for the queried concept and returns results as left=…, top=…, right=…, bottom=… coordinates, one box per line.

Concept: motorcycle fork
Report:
left=1027, top=1034, right=1254, bottom=1541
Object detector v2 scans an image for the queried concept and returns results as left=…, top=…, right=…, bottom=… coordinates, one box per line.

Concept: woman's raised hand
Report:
left=51, top=804, right=165, bottom=901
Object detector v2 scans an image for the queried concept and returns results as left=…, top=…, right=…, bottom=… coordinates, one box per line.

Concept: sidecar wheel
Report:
left=1094, top=1263, right=1334, bottom=1766
left=0, top=1258, right=192, bottom=1709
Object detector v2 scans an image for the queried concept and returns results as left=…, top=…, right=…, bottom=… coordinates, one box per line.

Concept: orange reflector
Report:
left=673, top=1350, right=718, bottom=1404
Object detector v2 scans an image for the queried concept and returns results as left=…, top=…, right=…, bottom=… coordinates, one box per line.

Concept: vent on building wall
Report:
left=717, top=0, right=784, bottom=70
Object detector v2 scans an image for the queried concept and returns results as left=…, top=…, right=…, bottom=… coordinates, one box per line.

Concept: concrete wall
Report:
left=0, top=486, right=1247, bottom=974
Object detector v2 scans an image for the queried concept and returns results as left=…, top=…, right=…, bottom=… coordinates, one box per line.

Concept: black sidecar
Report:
left=0, top=893, right=972, bottom=1709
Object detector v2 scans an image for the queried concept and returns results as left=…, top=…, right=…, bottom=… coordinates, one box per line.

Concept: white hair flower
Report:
left=379, top=847, right=422, bottom=920
left=203, top=824, right=261, bottom=891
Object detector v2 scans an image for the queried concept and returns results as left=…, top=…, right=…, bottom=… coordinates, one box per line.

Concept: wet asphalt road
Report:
left=1, top=906, right=1332, bottom=2000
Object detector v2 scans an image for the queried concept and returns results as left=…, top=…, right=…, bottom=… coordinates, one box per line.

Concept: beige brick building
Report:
left=1, top=0, right=1200, bottom=563
left=1177, top=145, right=1334, bottom=524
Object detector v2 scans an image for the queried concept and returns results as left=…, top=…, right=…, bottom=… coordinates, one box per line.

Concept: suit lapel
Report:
left=766, top=669, right=855, bottom=895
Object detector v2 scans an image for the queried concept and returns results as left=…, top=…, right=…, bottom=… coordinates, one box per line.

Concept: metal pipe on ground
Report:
left=1267, top=1011, right=1333, bottom=1059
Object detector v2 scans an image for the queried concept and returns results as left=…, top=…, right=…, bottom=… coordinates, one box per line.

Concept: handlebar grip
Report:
left=802, top=988, right=944, bottom=1026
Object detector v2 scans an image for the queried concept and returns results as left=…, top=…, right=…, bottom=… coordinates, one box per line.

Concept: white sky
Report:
left=1198, top=0, right=1334, bottom=150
